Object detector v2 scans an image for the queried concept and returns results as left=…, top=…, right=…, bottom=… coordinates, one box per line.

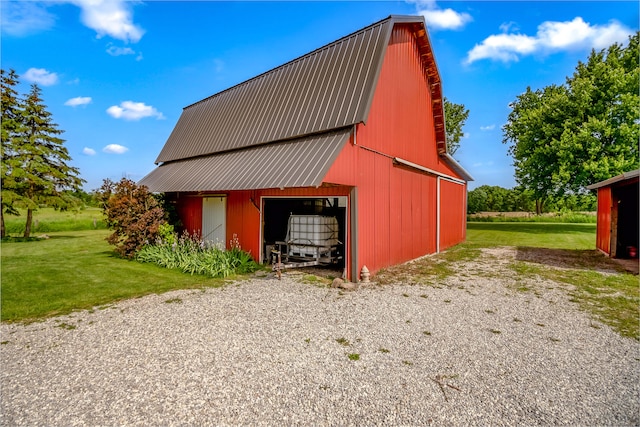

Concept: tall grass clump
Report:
left=137, top=226, right=259, bottom=278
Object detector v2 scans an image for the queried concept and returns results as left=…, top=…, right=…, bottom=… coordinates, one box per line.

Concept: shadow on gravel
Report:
left=515, top=247, right=628, bottom=274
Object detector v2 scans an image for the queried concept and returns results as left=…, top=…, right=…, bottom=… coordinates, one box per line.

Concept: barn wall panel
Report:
left=596, top=187, right=612, bottom=255
left=325, top=24, right=467, bottom=277
left=423, top=174, right=437, bottom=254
left=439, top=180, right=467, bottom=250
left=389, top=162, right=404, bottom=267
left=226, top=191, right=261, bottom=257
left=177, top=195, right=203, bottom=238
left=373, top=153, right=391, bottom=265
left=355, top=25, right=462, bottom=179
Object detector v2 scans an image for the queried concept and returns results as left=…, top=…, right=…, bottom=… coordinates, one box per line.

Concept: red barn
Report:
left=140, top=15, right=473, bottom=281
left=587, top=169, right=639, bottom=258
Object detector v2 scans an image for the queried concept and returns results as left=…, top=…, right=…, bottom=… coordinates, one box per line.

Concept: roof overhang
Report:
left=393, top=156, right=472, bottom=184
left=586, top=169, right=640, bottom=190
left=440, top=153, right=474, bottom=182
left=139, top=128, right=351, bottom=193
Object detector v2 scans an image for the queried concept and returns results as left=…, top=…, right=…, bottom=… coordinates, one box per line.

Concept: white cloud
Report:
left=65, top=96, right=92, bottom=107
left=2, top=1, right=144, bottom=43
left=106, top=45, right=136, bottom=56
left=472, top=161, right=495, bottom=168
left=0, top=2, right=56, bottom=36
left=419, top=7, right=472, bottom=31
left=480, top=124, right=496, bottom=131
left=24, top=68, right=59, bottom=86
left=106, top=101, right=165, bottom=121
left=68, top=0, right=144, bottom=43
left=466, top=17, right=633, bottom=64
left=83, top=147, right=97, bottom=156
left=409, top=0, right=471, bottom=31
left=103, top=144, right=129, bottom=154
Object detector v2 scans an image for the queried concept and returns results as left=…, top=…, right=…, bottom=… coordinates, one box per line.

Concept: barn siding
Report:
left=439, top=179, right=467, bottom=250
left=175, top=195, right=203, bottom=238
left=596, top=187, right=612, bottom=255
left=356, top=25, right=460, bottom=177
left=323, top=24, right=464, bottom=277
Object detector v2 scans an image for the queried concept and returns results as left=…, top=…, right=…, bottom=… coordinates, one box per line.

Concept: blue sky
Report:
left=2, top=1, right=637, bottom=191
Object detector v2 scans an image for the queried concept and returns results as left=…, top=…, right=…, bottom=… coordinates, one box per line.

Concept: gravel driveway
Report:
left=2, top=248, right=639, bottom=426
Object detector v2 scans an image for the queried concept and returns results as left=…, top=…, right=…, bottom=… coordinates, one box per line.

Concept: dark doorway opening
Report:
left=614, top=182, right=639, bottom=259
left=262, top=197, right=346, bottom=270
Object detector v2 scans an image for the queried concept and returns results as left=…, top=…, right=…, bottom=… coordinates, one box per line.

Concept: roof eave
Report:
left=586, top=169, right=640, bottom=190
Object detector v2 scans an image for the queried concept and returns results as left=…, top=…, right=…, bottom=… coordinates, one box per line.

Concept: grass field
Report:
left=3, top=207, right=107, bottom=234
left=1, top=230, right=225, bottom=322
left=467, top=222, right=596, bottom=249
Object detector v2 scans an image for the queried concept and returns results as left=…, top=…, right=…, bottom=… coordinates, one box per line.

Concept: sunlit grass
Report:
left=467, top=222, right=596, bottom=250
left=1, top=230, right=225, bottom=322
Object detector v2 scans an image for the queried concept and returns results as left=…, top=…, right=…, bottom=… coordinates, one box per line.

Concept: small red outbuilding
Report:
left=140, top=15, right=473, bottom=281
left=587, top=169, right=639, bottom=258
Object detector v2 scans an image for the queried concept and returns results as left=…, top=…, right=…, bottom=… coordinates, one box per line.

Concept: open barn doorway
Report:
left=613, top=182, right=639, bottom=259
left=262, top=197, right=347, bottom=274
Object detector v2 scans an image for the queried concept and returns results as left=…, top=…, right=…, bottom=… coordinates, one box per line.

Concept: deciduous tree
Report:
left=444, top=97, right=469, bottom=155
left=503, top=33, right=639, bottom=214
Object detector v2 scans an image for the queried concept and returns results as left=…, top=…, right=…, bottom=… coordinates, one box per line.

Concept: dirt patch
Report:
left=515, top=247, right=627, bottom=274
left=611, top=258, right=640, bottom=275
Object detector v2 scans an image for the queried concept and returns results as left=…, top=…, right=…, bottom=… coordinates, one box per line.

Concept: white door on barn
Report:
left=202, top=196, right=226, bottom=248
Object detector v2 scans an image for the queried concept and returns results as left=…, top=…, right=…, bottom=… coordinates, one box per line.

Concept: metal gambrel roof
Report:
left=155, top=15, right=445, bottom=164
left=139, top=128, right=351, bottom=193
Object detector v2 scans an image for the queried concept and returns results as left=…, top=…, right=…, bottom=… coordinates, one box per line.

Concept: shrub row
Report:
left=136, top=231, right=260, bottom=278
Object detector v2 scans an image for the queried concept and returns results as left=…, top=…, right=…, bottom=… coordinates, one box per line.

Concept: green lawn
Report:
left=467, top=222, right=596, bottom=250
left=1, top=230, right=225, bottom=322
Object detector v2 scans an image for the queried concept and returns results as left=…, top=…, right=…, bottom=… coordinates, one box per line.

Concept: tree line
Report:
left=467, top=185, right=596, bottom=214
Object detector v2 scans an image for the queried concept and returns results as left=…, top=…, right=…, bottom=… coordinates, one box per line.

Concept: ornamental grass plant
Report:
left=136, top=229, right=259, bottom=278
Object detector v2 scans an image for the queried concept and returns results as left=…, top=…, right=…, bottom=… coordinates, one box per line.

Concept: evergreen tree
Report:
left=0, top=69, right=23, bottom=238
left=4, top=82, right=84, bottom=237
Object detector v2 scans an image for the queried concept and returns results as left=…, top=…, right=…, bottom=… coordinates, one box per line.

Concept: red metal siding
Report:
left=356, top=25, right=461, bottom=178
left=324, top=24, right=464, bottom=277
left=345, top=158, right=440, bottom=276
left=439, top=180, right=467, bottom=250
left=177, top=196, right=203, bottom=238
left=596, top=187, right=612, bottom=255
left=226, top=191, right=261, bottom=256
